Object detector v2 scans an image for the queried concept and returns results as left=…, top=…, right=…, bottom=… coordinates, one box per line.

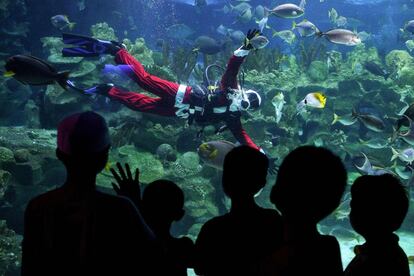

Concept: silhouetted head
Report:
left=56, top=111, right=110, bottom=175
left=222, top=145, right=269, bottom=200
left=350, top=174, right=409, bottom=238
left=270, top=146, right=346, bottom=224
left=142, top=180, right=185, bottom=226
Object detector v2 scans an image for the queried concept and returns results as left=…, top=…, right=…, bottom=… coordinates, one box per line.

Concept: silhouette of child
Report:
left=22, top=111, right=162, bottom=276
left=141, top=179, right=195, bottom=276
left=344, top=174, right=410, bottom=276
left=195, top=145, right=283, bottom=276
left=261, top=146, right=347, bottom=276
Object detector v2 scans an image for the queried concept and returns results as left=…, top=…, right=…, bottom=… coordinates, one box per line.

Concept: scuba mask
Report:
left=227, top=88, right=251, bottom=111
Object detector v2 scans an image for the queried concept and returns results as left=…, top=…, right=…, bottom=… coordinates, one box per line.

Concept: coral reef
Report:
left=41, top=37, right=83, bottom=64
left=0, top=220, right=21, bottom=275
left=91, top=22, right=118, bottom=41
left=118, top=145, right=164, bottom=184
left=307, top=60, right=329, bottom=82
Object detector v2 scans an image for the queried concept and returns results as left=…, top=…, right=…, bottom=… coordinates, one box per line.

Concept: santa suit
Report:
left=107, top=48, right=259, bottom=150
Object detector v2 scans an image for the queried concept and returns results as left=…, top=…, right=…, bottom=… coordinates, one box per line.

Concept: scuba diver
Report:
left=62, top=30, right=272, bottom=162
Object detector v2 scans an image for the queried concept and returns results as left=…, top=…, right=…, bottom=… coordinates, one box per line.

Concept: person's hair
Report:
left=142, top=179, right=185, bottom=221
left=222, top=145, right=269, bottom=199
left=270, top=146, right=346, bottom=223
left=350, top=174, right=409, bottom=236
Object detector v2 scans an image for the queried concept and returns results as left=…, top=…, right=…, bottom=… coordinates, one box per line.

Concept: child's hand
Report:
left=111, top=162, right=141, bottom=208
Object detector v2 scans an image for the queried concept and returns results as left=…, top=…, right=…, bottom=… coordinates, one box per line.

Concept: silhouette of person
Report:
left=21, top=111, right=162, bottom=276
left=142, top=180, right=195, bottom=276
left=194, top=145, right=283, bottom=276
left=344, top=174, right=410, bottom=276
left=261, top=146, right=347, bottom=276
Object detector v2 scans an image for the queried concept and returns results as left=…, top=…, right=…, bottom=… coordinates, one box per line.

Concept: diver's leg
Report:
left=114, top=49, right=185, bottom=101
left=107, top=87, right=176, bottom=116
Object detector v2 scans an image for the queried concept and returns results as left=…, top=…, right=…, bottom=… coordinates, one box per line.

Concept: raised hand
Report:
left=111, top=162, right=141, bottom=208
left=243, top=29, right=262, bottom=50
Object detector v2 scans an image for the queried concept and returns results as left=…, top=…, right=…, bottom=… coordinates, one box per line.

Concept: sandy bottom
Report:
left=187, top=231, right=414, bottom=275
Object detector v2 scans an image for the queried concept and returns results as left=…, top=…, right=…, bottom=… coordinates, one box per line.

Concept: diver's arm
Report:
left=219, top=53, right=247, bottom=90
left=219, top=29, right=261, bottom=90
left=227, top=116, right=260, bottom=151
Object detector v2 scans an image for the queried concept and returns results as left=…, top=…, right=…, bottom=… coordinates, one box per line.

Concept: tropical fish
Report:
left=173, top=0, right=223, bottom=7
left=403, top=20, right=414, bottom=34
left=198, top=140, right=236, bottom=170
left=332, top=113, right=357, bottom=126
left=292, top=19, right=319, bottom=37
left=271, top=92, right=286, bottom=124
left=272, top=30, right=296, bottom=44
left=258, top=0, right=305, bottom=31
left=297, top=92, right=327, bottom=112
left=254, top=5, right=265, bottom=20
left=194, top=36, right=223, bottom=55
left=358, top=138, right=389, bottom=149
left=393, top=165, right=413, bottom=180
left=396, top=103, right=414, bottom=130
left=405, top=40, right=414, bottom=52
left=50, top=15, right=76, bottom=31
left=335, top=16, right=348, bottom=27
left=352, top=109, right=386, bottom=132
left=229, top=30, right=246, bottom=43
left=166, top=24, right=194, bottom=40
left=391, top=147, right=414, bottom=164
left=328, top=8, right=339, bottom=24
left=317, top=29, right=361, bottom=46
left=4, top=55, right=70, bottom=89
left=222, top=2, right=252, bottom=14
left=216, top=24, right=231, bottom=36
left=353, top=152, right=390, bottom=176
left=236, top=8, right=253, bottom=23
left=396, top=115, right=414, bottom=146
left=363, top=61, right=390, bottom=80
left=265, top=0, right=306, bottom=19
left=247, top=35, right=269, bottom=49
left=357, top=31, right=371, bottom=42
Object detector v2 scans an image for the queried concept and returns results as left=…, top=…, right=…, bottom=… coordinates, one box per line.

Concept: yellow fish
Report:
left=105, top=161, right=112, bottom=172
left=297, top=92, right=327, bottom=112
left=3, top=71, right=15, bottom=77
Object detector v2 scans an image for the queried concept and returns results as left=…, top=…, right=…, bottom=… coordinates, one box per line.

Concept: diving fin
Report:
left=61, top=33, right=113, bottom=57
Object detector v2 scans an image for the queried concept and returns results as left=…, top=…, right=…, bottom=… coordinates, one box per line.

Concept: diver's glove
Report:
left=234, top=29, right=262, bottom=57
left=243, top=29, right=261, bottom=50
left=84, top=83, right=114, bottom=96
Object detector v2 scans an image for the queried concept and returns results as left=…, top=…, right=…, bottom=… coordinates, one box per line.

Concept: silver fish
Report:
left=318, top=29, right=361, bottom=46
